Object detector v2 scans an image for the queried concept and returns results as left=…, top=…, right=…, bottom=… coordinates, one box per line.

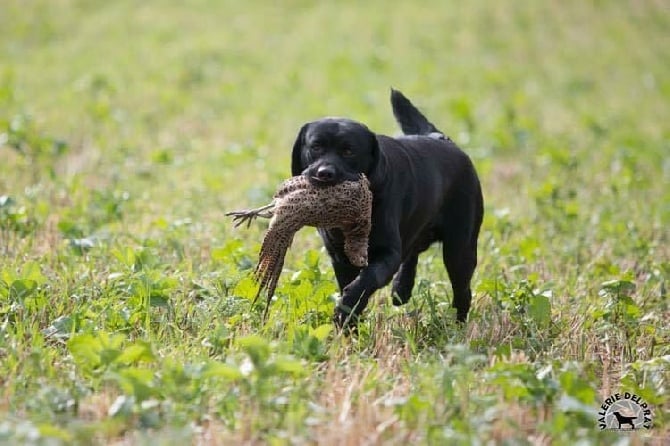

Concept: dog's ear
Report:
left=366, top=132, right=381, bottom=180
left=291, top=123, right=309, bottom=176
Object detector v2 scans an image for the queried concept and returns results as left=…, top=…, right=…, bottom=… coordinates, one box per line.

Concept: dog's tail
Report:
left=390, top=88, right=443, bottom=137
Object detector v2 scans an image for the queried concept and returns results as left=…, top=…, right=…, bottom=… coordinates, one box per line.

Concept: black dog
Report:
left=612, top=411, right=637, bottom=429
left=291, top=89, right=483, bottom=328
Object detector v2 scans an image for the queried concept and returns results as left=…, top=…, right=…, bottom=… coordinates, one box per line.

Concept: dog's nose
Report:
left=315, top=165, right=336, bottom=182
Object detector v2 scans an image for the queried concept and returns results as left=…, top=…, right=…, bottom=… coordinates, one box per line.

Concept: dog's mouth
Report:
left=304, top=168, right=359, bottom=187
left=308, top=177, right=340, bottom=189
left=309, top=175, right=335, bottom=184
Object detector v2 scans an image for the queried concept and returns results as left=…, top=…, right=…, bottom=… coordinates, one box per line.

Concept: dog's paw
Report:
left=333, top=305, right=360, bottom=335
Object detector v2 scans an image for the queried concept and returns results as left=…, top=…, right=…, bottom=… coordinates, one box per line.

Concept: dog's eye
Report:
left=341, top=147, right=355, bottom=157
left=310, top=145, right=323, bottom=154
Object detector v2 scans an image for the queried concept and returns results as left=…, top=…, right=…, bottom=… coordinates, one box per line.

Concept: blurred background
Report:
left=2, top=0, right=667, bottom=282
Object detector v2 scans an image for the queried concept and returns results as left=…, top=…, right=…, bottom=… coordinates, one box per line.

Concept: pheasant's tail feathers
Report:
left=252, top=227, right=296, bottom=320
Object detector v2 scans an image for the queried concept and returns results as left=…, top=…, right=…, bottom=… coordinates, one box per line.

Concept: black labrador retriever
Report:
left=291, top=89, right=483, bottom=328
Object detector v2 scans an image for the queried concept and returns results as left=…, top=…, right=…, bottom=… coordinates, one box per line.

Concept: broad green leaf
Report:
left=557, top=395, right=594, bottom=415
left=309, top=324, right=332, bottom=342
left=68, top=332, right=126, bottom=371
left=203, top=362, right=243, bottom=380
left=112, top=246, right=136, bottom=268
left=234, top=276, right=258, bottom=301
left=273, top=357, right=305, bottom=376
left=21, top=261, right=46, bottom=285
left=600, top=279, right=635, bottom=296
left=558, top=369, right=597, bottom=404
left=68, top=333, right=102, bottom=369
left=528, top=294, right=552, bottom=327
left=237, top=335, right=271, bottom=367
left=113, top=367, right=158, bottom=402
left=37, top=424, right=73, bottom=441
left=0, top=269, right=15, bottom=287
left=211, top=239, right=243, bottom=261
left=42, top=315, right=75, bottom=340
left=117, top=341, right=156, bottom=365
left=9, top=279, right=37, bottom=299
left=149, top=295, right=169, bottom=308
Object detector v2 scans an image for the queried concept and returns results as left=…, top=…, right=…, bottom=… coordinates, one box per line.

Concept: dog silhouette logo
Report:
left=598, top=392, right=652, bottom=431
left=611, top=411, right=637, bottom=429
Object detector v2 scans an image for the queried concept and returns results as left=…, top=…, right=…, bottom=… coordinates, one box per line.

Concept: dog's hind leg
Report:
left=392, top=253, right=419, bottom=305
left=441, top=188, right=482, bottom=322
left=442, top=240, right=476, bottom=323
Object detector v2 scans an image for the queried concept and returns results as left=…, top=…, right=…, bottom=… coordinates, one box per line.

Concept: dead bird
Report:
left=226, top=174, right=372, bottom=318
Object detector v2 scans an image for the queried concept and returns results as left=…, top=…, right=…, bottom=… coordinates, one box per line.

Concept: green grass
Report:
left=1, top=0, right=668, bottom=444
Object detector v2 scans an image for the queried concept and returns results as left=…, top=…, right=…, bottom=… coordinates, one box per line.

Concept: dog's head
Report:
left=291, top=118, right=379, bottom=187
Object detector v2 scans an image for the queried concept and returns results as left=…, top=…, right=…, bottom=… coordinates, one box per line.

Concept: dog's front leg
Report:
left=334, top=248, right=401, bottom=329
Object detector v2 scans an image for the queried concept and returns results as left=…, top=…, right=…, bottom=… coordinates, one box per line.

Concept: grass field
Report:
left=1, top=0, right=669, bottom=444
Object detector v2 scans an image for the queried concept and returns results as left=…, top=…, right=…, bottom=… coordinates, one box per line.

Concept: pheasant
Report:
left=226, top=174, right=372, bottom=318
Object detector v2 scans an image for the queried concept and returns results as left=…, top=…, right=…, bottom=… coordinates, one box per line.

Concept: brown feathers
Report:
left=226, top=174, right=372, bottom=318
